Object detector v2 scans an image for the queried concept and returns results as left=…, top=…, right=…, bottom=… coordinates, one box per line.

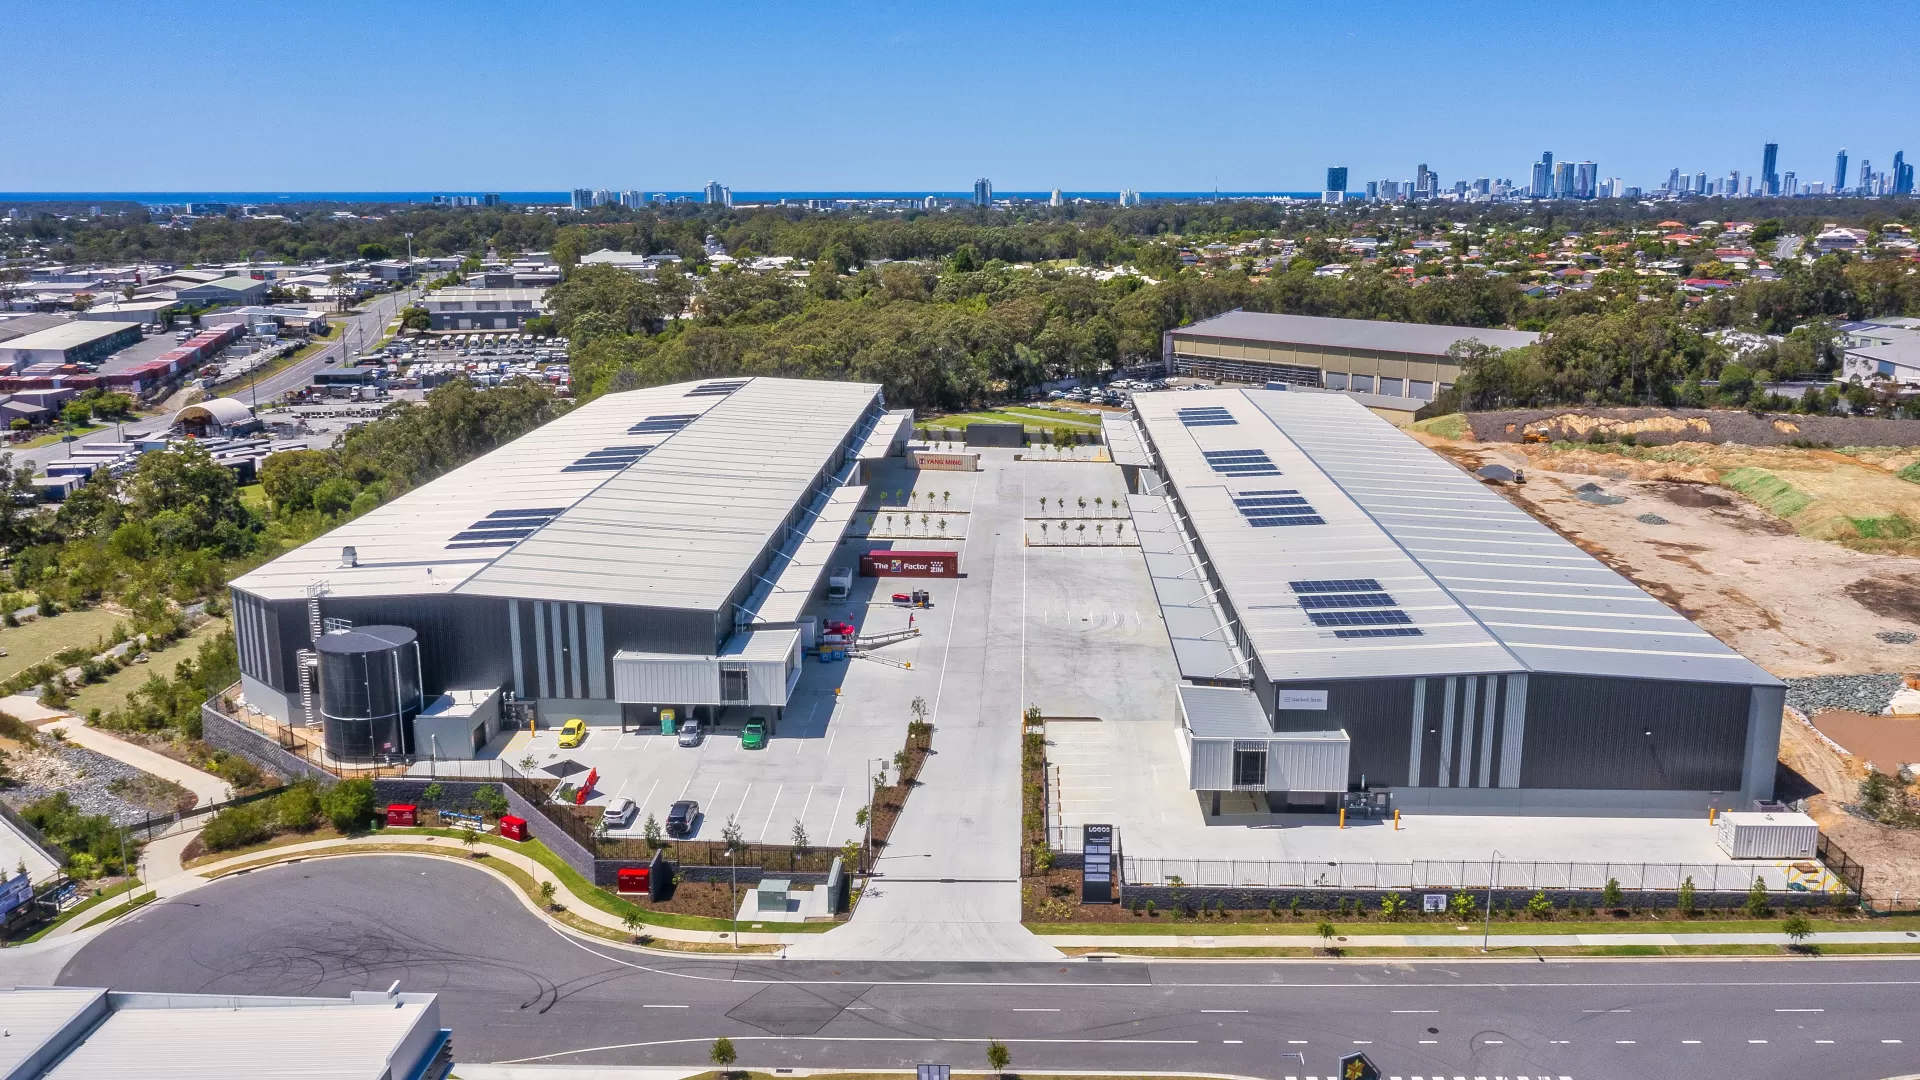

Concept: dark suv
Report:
left=666, top=799, right=700, bottom=838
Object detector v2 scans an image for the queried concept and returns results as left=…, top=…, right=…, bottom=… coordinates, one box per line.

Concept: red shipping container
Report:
left=616, top=866, right=651, bottom=894
left=385, top=804, right=417, bottom=827
left=860, top=550, right=959, bottom=578
left=498, top=815, right=528, bottom=841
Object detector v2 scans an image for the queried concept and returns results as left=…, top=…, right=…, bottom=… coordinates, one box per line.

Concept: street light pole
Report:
left=728, top=849, right=737, bottom=950
left=1482, top=848, right=1502, bottom=952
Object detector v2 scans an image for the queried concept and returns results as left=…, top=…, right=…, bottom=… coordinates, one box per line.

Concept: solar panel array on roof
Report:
left=1299, top=591, right=1396, bottom=610
left=562, top=444, right=653, bottom=473
left=1202, top=449, right=1281, bottom=476
left=685, top=380, right=748, bottom=397
left=628, top=413, right=698, bottom=435
left=1177, top=406, right=1236, bottom=427
left=447, top=507, right=564, bottom=549
left=1232, top=490, right=1324, bottom=527
left=1289, top=578, right=1383, bottom=594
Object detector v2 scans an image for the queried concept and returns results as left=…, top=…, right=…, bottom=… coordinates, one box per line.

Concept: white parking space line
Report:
left=733, top=783, right=754, bottom=827
left=757, top=785, right=785, bottom=842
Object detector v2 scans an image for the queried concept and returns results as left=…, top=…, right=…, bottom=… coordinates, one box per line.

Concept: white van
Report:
left=827, top=566, right=853, bottom=602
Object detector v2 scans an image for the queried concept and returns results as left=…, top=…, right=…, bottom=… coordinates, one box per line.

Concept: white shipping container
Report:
left=1716, top=811, right=1819, bottom=860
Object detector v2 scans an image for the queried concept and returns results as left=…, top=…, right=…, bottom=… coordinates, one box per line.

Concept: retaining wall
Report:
left=201, top=704, right=333, bottom=783
left=369, top=777, right=596, bottom=881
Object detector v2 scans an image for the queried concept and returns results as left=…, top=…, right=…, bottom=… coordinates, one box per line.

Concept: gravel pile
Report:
left=1637, top=513, right=1670, bottom=525
left=1876, top=630, right=1919, bottom=645
left=1784, top=673, right=1907, bottom=717
left=1, top=744, right=152, bottom=824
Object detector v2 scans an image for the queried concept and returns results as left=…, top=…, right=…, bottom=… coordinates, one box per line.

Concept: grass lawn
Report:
left=925, top=407, right=1103, bottom=431
left=67, top=618, right=230, bottom=716
left=17, top=879, right=140, bottom=943
left=14, top=425, right=106, bottom=450
left=0, top=607, right=127, bottom=685
left=236, top=483, right=267, bottom=513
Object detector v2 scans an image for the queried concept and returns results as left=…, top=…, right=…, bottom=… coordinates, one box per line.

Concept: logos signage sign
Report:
left=1278, top=688, right=1330, bottom=710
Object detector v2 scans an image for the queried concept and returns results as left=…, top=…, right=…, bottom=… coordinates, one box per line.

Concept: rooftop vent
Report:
left=341, top=546, right=358, bottom=568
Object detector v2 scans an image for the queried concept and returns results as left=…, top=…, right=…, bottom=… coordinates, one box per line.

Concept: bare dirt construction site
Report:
left=1412, top=408, right=1920, bottom=899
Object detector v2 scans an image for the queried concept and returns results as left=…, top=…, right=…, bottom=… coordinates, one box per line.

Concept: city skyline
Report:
left=1, top=1, right=1913, bottom=192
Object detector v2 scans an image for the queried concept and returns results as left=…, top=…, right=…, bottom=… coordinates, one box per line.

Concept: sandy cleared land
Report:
left=1420, top=434, right=1920, bottom=677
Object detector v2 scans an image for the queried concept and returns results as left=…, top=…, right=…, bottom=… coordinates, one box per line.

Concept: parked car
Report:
left=666, top=799, right=700, bottom=837
left=676, top=717, right=704, bottom=747
left=557, top=717, right=587, bottom=748
left=602, top=797, right=637, bottom=828
left=742, top=717, right=768, bottom=750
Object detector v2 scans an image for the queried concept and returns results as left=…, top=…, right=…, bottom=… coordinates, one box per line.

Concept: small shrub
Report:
left=320, top=777, right=376, bottom=832
left=1602, top=877, right=1624, bottom=909
left=1678, top=876, right=1697, bottom=916
left=201, top=803, right=273, bottom=851
left=1745, top=877, right=1771, bottom=918
left=1782, top=913, right=1813, bottom=948
left=1527, top=891, right=1554, bottom=919
left=273, top=783, right=322, bottom=832
left=471, top=785, right=509, bottom=818
left=1380, top=892, right=1405, bottom=920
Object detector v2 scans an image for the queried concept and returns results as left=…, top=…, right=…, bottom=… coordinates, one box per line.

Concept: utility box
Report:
left=617, top=866, right=651, bottom=894
left=757, top=878, right=792, bottom=912
left=498, top=814, right=528, bottom=842
left=1716, top=811, right=1818, bottom=859
left=385, top=804, right=417, bottom=827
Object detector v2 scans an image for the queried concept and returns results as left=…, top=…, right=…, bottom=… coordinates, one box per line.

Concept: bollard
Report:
left=1709, top=807, right=1717, bottom=825
left=1339, top=807, right=1346, bottom=830
left=1394, top=808, right=1401, bottom=831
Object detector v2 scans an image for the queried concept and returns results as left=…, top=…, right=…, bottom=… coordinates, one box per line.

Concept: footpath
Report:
left=1040, top=927, right=1920, bottom=950
left=32, top=716, right=231, bottom=807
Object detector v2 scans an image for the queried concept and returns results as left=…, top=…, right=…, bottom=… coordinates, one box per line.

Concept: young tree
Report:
left=1745, top=877, right=1771, bottom=919
left=623, top=909, right=644, bottom=940
left=722, top=815, right=745, bottom=855
left=1601, top=877, right=1624, bottom=910
left=642, top=813, right=664, bottom=849
left=1316, top=920, right=1337, bottom=951
left=710, top=1036, right=738, bottom=1070
left=1677, top=875, right=1697, bottom=917
left=538, top=879, right=557, bottom=908
left=985, top=1039, right=1011, bottom=1076
left=1782, top=913, right=1814, bottom=950
left=791, top=819, right=810, bottom=854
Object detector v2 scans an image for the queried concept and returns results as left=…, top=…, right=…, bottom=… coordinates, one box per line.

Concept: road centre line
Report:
left=545, top=933, right=1920, bottom=992
left=502, top=1035, right=1204, bottom=1063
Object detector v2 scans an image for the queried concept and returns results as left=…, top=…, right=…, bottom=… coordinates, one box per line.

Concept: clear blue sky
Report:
left=2, top=0, right=1913, bottom=193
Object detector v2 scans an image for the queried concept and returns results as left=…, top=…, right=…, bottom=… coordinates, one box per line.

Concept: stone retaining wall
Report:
left=200, top=704, right=332, bottom=783
left=1114, top=884, right=1839, bottom=914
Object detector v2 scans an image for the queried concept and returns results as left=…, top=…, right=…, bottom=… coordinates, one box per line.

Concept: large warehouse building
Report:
left=0, top=319, right=141, bottom=371
left=229, top=377, right=909, bottom=760
left=1110, top=388, right=1784, bottom=814
left=1165, top=311, right=1540, bottom=400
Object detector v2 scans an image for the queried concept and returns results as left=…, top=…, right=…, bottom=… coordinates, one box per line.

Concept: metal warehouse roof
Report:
left=1178, top=683, right=1277, bottom=738
left=1133, top=388, right=1780, bottom=688
left=231, top=377, right=884, bottom=610
left=4, top=987, right=440, bottom=1080
left=0, top=320, right=141, bottom=351
left=1172, top=310, right=1540, bottom=357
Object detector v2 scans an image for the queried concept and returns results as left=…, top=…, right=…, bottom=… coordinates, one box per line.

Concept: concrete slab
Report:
left=790, top=449, right=1058, bottom=962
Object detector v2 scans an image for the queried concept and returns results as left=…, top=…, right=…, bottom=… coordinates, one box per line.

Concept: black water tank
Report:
left=317, top=625, right=422, bottom=760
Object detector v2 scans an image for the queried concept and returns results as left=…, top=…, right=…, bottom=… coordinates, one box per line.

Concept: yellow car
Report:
left=557, top=718, right=587, bottom=748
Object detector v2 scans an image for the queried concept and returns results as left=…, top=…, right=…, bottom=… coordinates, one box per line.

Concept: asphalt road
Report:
left=55, top=856, right=1920, bottom=1079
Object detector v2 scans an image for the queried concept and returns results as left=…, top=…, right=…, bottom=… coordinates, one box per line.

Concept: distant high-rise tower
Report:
left=973, top=178, right=993, bottom=207
left=570, top=188, right=593, bottom=212
left=1667, top=167, right=1681, bottom=193
left=1326, top=166, right=1348, bottom=194
left=1783, top=172, right=1797, bottom=197
left=1835, top=149, right=1849, bottom=193
left=1762, top=143, right=1780, bottom=196
left=1574, top=161, right=1598, bottom=199
left=704, top=181, right=731, bottom=206
left=1694, top=171, right=1708, bottom=196
left=1049, top=188, right=1063, bottom=207
left=1535, top=151, right=1554, bottom=198
left=1552, top=160, right=1574, bottom=198
left=1118, top=188, right=1141, bottom=207
left=1896, top=151, right=1913, bottom=195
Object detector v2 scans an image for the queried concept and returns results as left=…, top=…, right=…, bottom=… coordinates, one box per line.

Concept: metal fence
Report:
left=124, top=784, right=291, bottom=840
left=1122, top=856, right=1839, bottom=895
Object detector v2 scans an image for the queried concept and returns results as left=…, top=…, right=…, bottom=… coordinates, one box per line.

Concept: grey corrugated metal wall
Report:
left=1520, top=673, right=1751, bottom=791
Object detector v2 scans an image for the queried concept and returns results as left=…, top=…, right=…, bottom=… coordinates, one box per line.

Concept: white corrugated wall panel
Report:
left=1269, top=737, right=1351, bottom=792
left=747, top=658, right=789, bottom=706
left=1190, top=738, right=1233, bottom=789
left=614, top=656, right=720, bottom=704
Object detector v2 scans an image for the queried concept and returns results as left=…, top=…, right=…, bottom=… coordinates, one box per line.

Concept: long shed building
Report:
left=1166, top=310, right=1539, bottom=400
left=1112, top=388, right=1784, bottom=814
left=229, top=377, right=909, bottom=759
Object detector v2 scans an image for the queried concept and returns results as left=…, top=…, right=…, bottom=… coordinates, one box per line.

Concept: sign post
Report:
left=1082, top=823, right=1115, bottom=904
